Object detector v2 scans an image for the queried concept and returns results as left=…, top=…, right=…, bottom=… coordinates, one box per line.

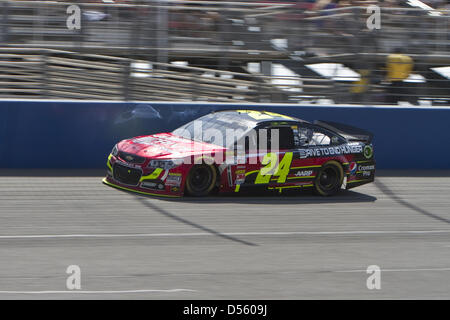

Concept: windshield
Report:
left=172, top=113, right=253, bottom=148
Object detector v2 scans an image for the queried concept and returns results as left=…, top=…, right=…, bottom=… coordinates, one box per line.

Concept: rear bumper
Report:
left=346, top=159, right=376, bottom=189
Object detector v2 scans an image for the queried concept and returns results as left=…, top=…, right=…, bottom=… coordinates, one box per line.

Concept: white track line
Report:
left=335, top=267, right=450, bottom=273
left=0, top=230, right=450, bottom=239
left=0, top=289, right=196, bottom=294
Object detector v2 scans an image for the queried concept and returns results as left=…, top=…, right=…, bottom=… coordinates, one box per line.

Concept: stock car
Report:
left=103, top=110, right=375, bottom=197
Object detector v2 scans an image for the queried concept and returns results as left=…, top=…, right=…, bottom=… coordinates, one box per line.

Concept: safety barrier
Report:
left=1, top=101, right=449, bottom=169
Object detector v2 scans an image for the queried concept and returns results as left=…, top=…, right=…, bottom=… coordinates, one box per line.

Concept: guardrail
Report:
left=1, top=100, right=449, bottom=170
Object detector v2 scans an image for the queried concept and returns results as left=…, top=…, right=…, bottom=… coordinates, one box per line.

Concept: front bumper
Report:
left=104, top=154, right=184, bottom=197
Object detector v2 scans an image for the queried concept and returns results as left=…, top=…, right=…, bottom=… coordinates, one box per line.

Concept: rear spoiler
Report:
left=314, top=120, right=373, bottom=143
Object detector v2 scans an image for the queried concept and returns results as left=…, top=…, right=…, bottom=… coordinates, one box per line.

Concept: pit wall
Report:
left=1, top=100, right=449, bottom=169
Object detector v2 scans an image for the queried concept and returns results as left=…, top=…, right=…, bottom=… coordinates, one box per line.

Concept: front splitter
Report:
left=102, top=178, right=182, bottom=198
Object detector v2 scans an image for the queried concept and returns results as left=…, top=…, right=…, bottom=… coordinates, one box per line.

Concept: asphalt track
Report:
left=0, top=172, right=449, bottom=299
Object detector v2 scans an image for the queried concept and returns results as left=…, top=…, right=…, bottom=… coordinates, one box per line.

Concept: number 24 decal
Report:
left=255, top=152, right=293, bottom=184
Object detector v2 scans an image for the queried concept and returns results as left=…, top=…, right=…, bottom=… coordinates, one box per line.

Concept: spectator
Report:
left=351, top=69, right=371, bottom=103
left=385, top=48, right=414, bottom=104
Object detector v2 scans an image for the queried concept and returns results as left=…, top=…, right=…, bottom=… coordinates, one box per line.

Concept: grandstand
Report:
left=0, top=0, right=448, bottom=104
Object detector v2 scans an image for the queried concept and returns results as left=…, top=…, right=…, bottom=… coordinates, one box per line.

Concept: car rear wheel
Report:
left=314, top=161, right=344, bottom=196
left=185, top=164, right=217, bottom=197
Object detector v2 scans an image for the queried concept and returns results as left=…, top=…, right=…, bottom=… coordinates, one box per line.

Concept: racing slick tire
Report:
left=185, top=164, right=217, bottom=197
left=314, top=161, right=344, bottom=196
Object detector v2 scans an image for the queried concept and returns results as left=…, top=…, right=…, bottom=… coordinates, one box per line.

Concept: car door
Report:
left=239, top=125, right=296, bottom=189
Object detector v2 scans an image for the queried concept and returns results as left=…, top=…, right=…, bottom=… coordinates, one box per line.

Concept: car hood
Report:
left=118, top=132, right=227, bottom=159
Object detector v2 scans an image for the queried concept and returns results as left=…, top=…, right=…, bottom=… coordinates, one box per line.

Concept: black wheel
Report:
left=314, top=161, right=344, bottom=196
left=185, top=164, right=217, bottom=197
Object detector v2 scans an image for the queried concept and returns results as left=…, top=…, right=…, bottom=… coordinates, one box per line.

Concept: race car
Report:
left=103, top=109, right=375, bottom=197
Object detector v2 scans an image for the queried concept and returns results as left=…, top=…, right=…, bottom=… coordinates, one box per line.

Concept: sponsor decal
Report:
left=299, top=145, right=363, bottom=159
left=356, top=164, right=375, bottom=177
left=363, top=145, right=373, bottom=159
left=165, top=175, right=182, bottom=186
left=235, top=168, right=245, bottom=185
left=142, top=182, right=156, bottom=188
left=170, top=186, right=180, bottom=192
left=133, top=136, right=178, bottom=146
left=362, top=171, right=372, bottom=177
left=234, top=165, right=246, bottom=184
left=132, top=136, right=178, bottom=154
left=141, top=181, right=163, bottom=190
left=349, top=162, right=357, bottom=175
left=295, top=170, right=313, bottom=177
left=358, top=164, right=375, bottom=171
left=116, top=160, right=141, bottom=169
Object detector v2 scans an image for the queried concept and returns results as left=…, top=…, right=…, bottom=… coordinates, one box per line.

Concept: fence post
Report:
left=190, top=72, right=198, bottom=101
left=1, top=0, right=9, bottom=43
left=122, top=59, right=131, bottom=101
left=219, top=2, right=230, bottom=71
left=156, top=0, right=168, bottom=67
left=40, top=50, right=49, bottom=99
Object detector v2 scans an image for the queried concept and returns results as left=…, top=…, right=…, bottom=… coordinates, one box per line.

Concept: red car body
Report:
left=103, top=110, right=375, bottom=197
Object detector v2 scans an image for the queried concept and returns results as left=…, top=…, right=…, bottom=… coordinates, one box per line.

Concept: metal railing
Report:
left=0, top=0, right=449, bottom=105
left=0, top=47, right=335, bottom=101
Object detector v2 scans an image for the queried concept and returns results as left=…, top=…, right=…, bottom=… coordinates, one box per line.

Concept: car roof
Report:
left=212, top=109, right=309, bottom=126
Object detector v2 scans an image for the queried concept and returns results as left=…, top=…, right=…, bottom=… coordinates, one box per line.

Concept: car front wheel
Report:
left=185, top=164, right=217, bottom=197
